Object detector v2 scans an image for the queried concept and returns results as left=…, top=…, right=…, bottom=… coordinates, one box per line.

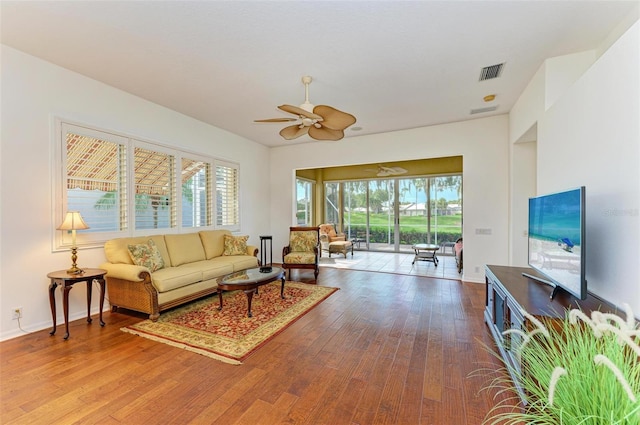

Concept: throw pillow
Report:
left=128, top=239, right=165, bottom=272
left=223, top=235, right=248, bottom=256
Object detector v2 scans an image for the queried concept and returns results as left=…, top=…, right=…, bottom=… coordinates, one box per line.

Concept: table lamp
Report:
left=57, top=211, right=89, bottom=274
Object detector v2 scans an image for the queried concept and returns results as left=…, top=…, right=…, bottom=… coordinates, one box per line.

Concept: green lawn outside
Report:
left=343, top=212, right=462, bottom=245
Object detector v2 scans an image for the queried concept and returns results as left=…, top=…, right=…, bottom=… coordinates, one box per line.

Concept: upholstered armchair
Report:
left=454, top=237, right=463, bottom=273
left=282, top=226, right=320, bottom=280
left=319, top=223, right=353, bottom=258
left=319, top=223, right=343, bottom=251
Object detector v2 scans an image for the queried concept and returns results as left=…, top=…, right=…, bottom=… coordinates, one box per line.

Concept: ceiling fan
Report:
left=254, top=76, right=356, bottom=141
left=367, top=165, right=408, bottom=177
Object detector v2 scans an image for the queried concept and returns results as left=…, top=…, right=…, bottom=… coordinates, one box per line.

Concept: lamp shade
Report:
left=57, top=211, right=89, bottom=230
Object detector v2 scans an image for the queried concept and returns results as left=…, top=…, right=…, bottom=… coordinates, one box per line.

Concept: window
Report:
left=296, top=178, right=314, bottom=225
left=325, top=174, right=462, bottom=252
left=182, top=157, right=211, bottom=228
left=324, top=182, right=340, bottom=224
left=215, top=161, right=239, bottom=229
left=133, top=144, right=176, bottom=230
left=62, top=124, right=128, bottom=241
left=55, top=120, right=240, bottom=248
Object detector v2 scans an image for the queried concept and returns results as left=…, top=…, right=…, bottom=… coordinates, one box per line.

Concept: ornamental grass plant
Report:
left=481, top=304, right=640, bottom=425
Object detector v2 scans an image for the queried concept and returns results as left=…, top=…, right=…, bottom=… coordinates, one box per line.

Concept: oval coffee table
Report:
left=217, top=267, right=285, bottom=317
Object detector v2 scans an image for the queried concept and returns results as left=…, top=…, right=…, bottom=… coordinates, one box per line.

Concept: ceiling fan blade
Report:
left=254, top=118, right=297, bottom=123
left=313, top=105, right=356, bottom=130
left=278, top=104, right=323, bottom=120
left=308, top=126, right=344, bottom=141
left=279, top=125, right=309, bottom=140
left=389, top=167, right=408, bottom=174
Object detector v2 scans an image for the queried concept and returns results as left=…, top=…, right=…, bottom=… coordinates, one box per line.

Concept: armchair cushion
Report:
left=289, top=230, right=318, bottom=253
left=223, top=234, right=249, bottom=256
left=284, top=252, right=317, bottom=264
left=319, top=223, right=345, bottom=242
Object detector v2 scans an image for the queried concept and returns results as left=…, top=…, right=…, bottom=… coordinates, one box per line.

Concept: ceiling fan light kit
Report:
left=255, top=76, right=356, bottom=142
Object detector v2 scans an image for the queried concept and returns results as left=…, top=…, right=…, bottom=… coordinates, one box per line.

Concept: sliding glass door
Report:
left=330, top=174, right=462, bottom=253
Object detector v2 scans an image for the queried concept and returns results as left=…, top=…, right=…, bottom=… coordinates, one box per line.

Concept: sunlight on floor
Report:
left=318, top=250, right=462, bottom=280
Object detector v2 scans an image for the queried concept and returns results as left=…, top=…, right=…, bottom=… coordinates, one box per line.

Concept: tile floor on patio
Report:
left=318, top=249, right=462, bottom=280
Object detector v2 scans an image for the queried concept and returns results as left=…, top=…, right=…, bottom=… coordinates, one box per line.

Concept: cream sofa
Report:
left=100, top=230, right=258, bottom=321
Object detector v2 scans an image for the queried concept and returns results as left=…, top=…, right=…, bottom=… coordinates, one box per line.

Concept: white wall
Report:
left=537, top=21, right=640, bottom=313
left=509, top=140, right=536, bottom=266
left=269, top=115, right=511, bottom=283
left=544, top=51, right=595, bottom=110
left=0, top=46, right=271, bottom=340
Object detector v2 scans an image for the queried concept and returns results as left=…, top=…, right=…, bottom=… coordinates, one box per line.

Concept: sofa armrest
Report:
left=100, top=262, right=149, bottom=282
left=246, top=244, right=259, bottom=257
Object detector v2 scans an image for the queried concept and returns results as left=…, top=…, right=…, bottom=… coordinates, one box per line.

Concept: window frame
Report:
left=53, top=118, right=240, bottom=251
left=296, top=177, right=315, bottom=226
left=215, top=160, right=241, bottom=231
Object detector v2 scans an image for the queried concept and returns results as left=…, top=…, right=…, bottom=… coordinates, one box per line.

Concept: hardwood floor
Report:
left=1, top=267, right=511, bottom=424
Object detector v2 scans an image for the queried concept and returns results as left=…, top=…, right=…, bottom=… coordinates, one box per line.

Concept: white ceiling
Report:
left=1, top=1, right=637, bottom=147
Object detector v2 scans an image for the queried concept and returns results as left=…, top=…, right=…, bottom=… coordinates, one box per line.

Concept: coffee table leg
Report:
left=217, top=289, right=223, bottom=311
left=280, top=277, right=286, bottom=299
left=244, top=289, right=255, bottom=318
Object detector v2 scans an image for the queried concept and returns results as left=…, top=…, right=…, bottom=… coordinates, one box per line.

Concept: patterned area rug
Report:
left=121, top=281, right=338, bottom=364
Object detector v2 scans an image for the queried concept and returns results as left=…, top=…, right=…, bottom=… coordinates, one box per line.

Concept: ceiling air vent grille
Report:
left=470, top=106, right=498, bottom=115
left=479, top=63, right=504, bottom=81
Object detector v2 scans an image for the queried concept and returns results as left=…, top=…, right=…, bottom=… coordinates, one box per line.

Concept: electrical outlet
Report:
left=12, top=307, right=22, bottom=320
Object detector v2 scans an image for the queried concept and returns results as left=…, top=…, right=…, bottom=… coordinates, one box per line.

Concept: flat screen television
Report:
left=526, top=187, right=586, bottom=300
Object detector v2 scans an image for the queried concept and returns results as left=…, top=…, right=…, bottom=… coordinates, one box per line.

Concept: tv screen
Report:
left=527, top=187, right=586, bottom=300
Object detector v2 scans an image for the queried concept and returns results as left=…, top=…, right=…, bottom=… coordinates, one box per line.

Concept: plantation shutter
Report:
left=133, top=144, right=176, bottom=230
left=216, top=161, right=239, bottom=230
left=182, top=157, right=211, bottom=228
left=63, top=124, right=128, bottom=233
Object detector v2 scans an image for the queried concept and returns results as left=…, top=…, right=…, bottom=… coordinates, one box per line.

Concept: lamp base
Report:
left=66, top=246, right=83, bottom=274
left=66, top=266, right=84, bottom=275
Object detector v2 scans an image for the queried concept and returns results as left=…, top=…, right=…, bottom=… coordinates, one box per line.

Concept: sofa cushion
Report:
left=211, top=255, right=259, bottom=272
left=127, top=239, right=165, bottom=272
left=223, top=234, right=249, bottom=256
left=151, top=265, right=203, bottom=292
left=199, top=230, right=230, bottom=259
left=104, top=235, right=169, bottom=265
left=165, top=233, right=206, bottom=267
left=187, top=260, right=234, bottom=281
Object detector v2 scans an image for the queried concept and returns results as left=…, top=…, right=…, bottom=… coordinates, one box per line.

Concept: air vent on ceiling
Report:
left=479, top=63, right=505, bottom=81
left=470, top=106, right=499, bottom=115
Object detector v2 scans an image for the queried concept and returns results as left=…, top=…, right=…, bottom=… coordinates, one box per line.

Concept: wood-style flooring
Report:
left=1, top=267, right=512, bottom=424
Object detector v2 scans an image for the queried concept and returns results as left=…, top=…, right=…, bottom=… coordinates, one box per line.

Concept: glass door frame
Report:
left=326, top=173, right=462, bottom=253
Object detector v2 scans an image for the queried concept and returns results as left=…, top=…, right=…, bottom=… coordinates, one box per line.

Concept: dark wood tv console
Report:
left=484, top=265, right=619, bottom=401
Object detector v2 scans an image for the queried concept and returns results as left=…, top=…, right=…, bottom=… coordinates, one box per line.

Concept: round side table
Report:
left=47, top=268, right=107, bottom=340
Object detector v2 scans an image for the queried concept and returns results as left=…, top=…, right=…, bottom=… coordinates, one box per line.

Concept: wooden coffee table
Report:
left=217, top=267, right=285, bottom=317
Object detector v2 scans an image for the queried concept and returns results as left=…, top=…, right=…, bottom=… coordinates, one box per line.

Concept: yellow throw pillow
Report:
left=127, top=239, right=165, bottom=272
left=223, top=235, right=248, bottom=256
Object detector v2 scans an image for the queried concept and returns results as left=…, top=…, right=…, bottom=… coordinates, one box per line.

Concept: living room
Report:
left=1, top=1, right=639, bottom=423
